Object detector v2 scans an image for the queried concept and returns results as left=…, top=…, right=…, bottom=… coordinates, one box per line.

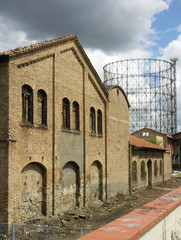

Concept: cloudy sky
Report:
left=0, top=0, right=181, bottom=132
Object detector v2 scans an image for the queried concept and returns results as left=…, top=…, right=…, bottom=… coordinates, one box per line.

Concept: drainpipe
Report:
left=105, top=103, right=108, bottom=200
left=52, top=54, right=55, bottom=215
left=83, top=67, right=86, bottom=206
left=128, top=141, right=132, bottom=195
left=163, top=151, right=165, bottom=183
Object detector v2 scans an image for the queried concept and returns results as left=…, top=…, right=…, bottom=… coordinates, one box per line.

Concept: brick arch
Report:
left=21, top=162, right=47, bottom=221
left=90, top=160, right=103, bottom=200
left=62, top=161, right=80, bottom=209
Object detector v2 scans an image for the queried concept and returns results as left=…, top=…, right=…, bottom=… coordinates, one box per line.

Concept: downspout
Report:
left=128, top=141, right=132, bottom=195
left=105, top=103, right=108, bottom=200
left=163, top=151, right=165, bottom=183
left=83, top=67, right=86, bottom=206
left=52, top=54, right=55, bottom=215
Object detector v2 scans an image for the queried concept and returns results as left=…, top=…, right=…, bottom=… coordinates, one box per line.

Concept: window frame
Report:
left=37, top=89, right=47, bottom=126
left=22, top=84, right=33, bottom=124
left=72, top=101, right=80, bottom=131
left=90, top=107, right=96, bottom=133
left=97, top=109, right=102, bottom=135
left=62, top=98, right=70, bottom=130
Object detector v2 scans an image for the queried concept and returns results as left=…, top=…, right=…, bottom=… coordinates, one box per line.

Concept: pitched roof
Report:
left=0, top=34, right=75, bottom=57
left=129, top=135, right=166, bottom=151
left=105, top=85, right=131, bottom=108
left=0, top=34, right=108, bottom=99
left=132, top=127, right=172, bottom=139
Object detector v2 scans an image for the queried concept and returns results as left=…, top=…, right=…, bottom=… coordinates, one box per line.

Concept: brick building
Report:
left=130, top=135, right=167, bottom=190
left=171, top=132, right=181, bottom=170
left=132, top=127, right=173, bottom=182
left=0, top=35, right=130, bottom=223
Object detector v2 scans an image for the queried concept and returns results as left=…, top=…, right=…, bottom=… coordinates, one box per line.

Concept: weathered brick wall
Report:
left=164, top=151, right=172, bottom=181
left=132, top=128, right=168, bottom=148
left=0, top=58, right=9, bottom=223
left=8, top=50, right=54, bottom=223
left=131, top=148, right=165, bottom=190
left=4, top=39, right=110, bottom=223
left=84, top=74, right=106, bottom=201
left=55, top=47, right=85, bottom=212
left=1, top=37, right=131, bottom=223
left=0, top=141, right=8, bottom=223
left=107, top=87, right=130, bottom=198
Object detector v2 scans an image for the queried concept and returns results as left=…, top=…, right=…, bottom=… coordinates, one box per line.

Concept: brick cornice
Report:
left=0, top=34, right=109, bottom=100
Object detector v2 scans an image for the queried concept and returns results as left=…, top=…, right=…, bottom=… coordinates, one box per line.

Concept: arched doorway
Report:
left=21, top=163, right=47, bottom=220
left=62, top=162, right=80, bottom=209
left=147, top=160, right=152, bottom=187
left=90, top=161, right=103, bottom=200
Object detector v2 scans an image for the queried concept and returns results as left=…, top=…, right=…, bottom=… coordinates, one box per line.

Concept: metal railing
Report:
left=0, top=223, right=91, bottom=240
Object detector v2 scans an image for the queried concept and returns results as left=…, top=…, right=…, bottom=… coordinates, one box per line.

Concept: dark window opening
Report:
left=22, top=85, right=33, bottom=123
left=154, top=160, right=158, bottom=177
left=90, top=107, right=96, bottom=133
left=141, top=160, right=146, bottom=180
left=37, top=90, right=47, bottom=125
left=132, top=161, right=137, bottom=183
left=73, top=101, right=79, bottom=131
left=62, top=98, right=70, bottom=129
left=97, top=109, right=102, bottom=135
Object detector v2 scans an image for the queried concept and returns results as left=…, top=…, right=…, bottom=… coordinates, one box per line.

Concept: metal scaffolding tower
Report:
left=104, top=58, right=177, bottom=135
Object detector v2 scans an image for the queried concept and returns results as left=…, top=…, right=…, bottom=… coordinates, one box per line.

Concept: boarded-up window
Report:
left=62, top=98, right=70, bottom=129
left=72, top=101, right=79, bottom=131
left=90, top=107, right=96, bottom=133
left=22, top=85, right=33, bottom=123
left=37, top=90, right=47, bottom=125
left=97, top=109, right=102, bottom=135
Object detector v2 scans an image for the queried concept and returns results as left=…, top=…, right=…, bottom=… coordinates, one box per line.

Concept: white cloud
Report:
left=86, top=48, right=152, bottom=80
left=0, top=17, right=37, bottom=52
left=0, top=0, right=168, bottom=53
left=160, top=34, right=181, bottom=132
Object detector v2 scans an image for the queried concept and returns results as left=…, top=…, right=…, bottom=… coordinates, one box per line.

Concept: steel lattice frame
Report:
left=104, top=59, right=177, bottom=135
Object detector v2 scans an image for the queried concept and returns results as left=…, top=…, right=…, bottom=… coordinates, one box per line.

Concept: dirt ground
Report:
left=32, top=177, right=181, bottom=234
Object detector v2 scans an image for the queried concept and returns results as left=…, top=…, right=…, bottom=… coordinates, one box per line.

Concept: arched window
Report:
left=97, top=109, right=102, bottom=135
left=154, top=160, right=158, bottom=177
left=132, top=161, right=137, bottom=183
left=160, top=160, right=163, bottom=175
left=90, top=107, right=96, bottom=133
left=62, top=98, right=70, bottom=129
left=37, top=90, right=47, bottom=125
left=72, top=101, right=79, bottom=131
left=22, top=85, right=33, bottom=123
left=141, top=160, right=146, bottom=180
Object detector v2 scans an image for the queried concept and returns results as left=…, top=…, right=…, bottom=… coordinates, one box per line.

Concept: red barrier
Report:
left=78, top=187, right=181, bottom=240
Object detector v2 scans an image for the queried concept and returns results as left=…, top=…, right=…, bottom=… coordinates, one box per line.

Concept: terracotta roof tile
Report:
left=130, top=135, right=166, bottom=151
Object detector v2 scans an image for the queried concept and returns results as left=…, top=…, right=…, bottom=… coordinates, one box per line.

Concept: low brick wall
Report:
left=78, top=187, right=181, bottom=240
